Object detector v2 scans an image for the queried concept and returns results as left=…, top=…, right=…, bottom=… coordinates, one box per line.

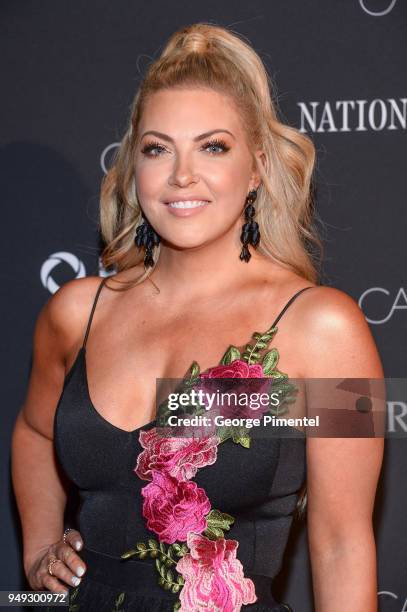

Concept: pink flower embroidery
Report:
left=199, top=359, right=272, bottom=421
left=200, top=359, right=264, bottom=379
left=176, top=532, right=257, bottom=612
left=135, top=429, right=219, bottom=482
left=141, top=470, right=211, bottom=544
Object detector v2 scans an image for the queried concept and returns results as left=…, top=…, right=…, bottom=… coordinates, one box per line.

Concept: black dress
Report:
left=43, top=279, right=313, bottom=612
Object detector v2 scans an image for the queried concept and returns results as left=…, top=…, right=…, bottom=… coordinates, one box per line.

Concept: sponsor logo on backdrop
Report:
left=297, top=98, right=406, bottom=133
left=40, top=252, right=86, bottom=294
left=359, top=0, right=398, bottom=16
left=359, top=287, right=407, bottom=324
left=41, top=253, right=113, bottom=294
left=378, top=590, right=407, bottom=610
left=101, top=142, right=120, bottom=175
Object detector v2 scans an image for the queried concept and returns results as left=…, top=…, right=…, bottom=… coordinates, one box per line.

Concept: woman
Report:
left=12, top=22, right=384, bottom=612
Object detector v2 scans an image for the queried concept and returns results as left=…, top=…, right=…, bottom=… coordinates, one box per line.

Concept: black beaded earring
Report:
left=239, top=189, right=260, bottom=263
left=134, top=214, right=161, bottom=268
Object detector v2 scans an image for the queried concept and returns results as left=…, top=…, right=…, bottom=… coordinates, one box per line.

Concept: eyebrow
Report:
left=140, top=129, right=236, bottom=142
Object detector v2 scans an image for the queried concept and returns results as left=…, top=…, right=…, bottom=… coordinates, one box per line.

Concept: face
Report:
left=134, top=87, right=263, bottom=250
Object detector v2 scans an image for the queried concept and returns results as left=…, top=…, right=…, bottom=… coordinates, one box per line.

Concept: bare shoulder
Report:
left=292, top=285, right=365, bottom=328
left=40, top=275, right=105, bottom=350
left=47, top=274, right=104, bottom=319
left=18, top=276, right=104, bottom=438
left=42, top=266, right=147, bottom=349
left=288, top=285, right=384, bottom=378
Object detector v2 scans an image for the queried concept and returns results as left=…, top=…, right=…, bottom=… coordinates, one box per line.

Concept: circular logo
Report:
left=100, top=142, right=120, bottom=175
left=41, top=251, right=86, bottom=294
left=359, top=0, right=397, bottom=16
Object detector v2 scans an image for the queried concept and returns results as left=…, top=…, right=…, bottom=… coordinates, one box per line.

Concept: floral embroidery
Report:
left=199, top=358, right=264, bottom=379
left=135, top=430, right=219, bottom=481
left=176, top=532, right=257, bottom=611
left=122, top=324, right=297, bottom=611
left=141, top=470, right=211, bottom=544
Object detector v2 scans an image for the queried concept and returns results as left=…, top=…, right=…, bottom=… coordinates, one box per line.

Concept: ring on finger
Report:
left=63, top=527, right=74, bottom=544
left=47, top=557, right=62, bottom=576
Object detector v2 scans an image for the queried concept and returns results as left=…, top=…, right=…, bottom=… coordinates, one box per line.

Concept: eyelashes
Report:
left=140, top=138, right=230, bottom=158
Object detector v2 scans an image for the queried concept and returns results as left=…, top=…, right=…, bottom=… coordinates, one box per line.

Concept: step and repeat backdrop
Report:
left=1, top=1, right=406, bottom=610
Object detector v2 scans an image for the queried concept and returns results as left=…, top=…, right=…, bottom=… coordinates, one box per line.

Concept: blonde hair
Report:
left=99, top=21, right=324, bottom=292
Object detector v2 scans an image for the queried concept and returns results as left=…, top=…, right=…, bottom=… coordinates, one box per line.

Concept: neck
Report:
left=149, top=231, right=268, bottom=300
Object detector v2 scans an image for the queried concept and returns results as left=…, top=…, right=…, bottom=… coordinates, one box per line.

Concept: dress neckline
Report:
left=62, top=285, right=314, bottom=436
left=69, top=322, right=280, bottom=436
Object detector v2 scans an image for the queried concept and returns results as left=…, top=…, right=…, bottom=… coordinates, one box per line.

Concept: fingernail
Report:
left=72, top=576, right=81, bottom=586
left=76, top=566, right=85, bottom=577
left=75, top=541, right=82, bottom=550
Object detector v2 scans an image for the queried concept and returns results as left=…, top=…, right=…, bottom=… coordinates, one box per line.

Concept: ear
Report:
left=250, top=149, right=266, bottom=190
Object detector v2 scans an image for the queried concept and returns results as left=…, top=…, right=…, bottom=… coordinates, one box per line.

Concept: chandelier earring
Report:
left=239, top=188, right=260, bottom=263
left=134, top=214, right=161, bottom=268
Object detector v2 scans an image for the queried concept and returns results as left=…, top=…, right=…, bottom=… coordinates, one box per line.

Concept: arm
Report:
left=11, top=278, right=98, bottom=591
left=298, top=287, right=384, bottom=611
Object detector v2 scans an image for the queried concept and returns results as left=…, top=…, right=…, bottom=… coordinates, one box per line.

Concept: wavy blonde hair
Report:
left=100, top=21, right=324, bottom=294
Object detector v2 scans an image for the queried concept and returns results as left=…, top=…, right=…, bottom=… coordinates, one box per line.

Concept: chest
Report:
left=70, top=319, right=301, bottom=433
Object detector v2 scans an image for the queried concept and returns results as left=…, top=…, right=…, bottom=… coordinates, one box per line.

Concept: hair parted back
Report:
left=100, top=22, right=324, bottom=290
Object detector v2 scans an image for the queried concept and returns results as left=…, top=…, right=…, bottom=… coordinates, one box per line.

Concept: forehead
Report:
left=139, top=87, right=245, bottom=138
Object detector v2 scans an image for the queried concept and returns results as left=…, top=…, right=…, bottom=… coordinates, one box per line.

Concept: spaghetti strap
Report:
left=270, top=286, right=314, bottom=329
left=82, top=277, right=108, bottom=349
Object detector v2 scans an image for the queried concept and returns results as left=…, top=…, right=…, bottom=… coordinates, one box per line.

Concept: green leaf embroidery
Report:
left=111, top=592, right=126, bottom=612
left=263, top=377, right=299, bottom=419
left=220, top=345, right=241, bottom=365
left=68, top=586, right=80, bottom=612
left=153, top=546, right=185, bottom=592
left=262, top=348, right=279, bottom=375
left=214, top=425, right=251, bottom=447
left=270, top=368, right=289, bottom=380
left=232, top=431, right=251, bottom=448
left=203, top=509, right=235, bottom=539
left=123, top=538, right=188, bottom=566
left=243, top=326, right=278, bottom=365
left=215, top=425, right=234, bottom=443
left=187, top=360, right=200, bottom=382
left=171, top=542, right=188, bottom=557
left=155, top=361, right=203, bottom=425
left=124, top=539, right=186, bottom=598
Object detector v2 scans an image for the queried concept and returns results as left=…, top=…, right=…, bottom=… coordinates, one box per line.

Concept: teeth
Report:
left=168, top=200, right=209, bottom=209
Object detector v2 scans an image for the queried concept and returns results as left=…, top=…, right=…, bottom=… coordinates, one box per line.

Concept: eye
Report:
left=141, top=141, right=166, bottom=157
left=202, top=138, right=230, bottom=155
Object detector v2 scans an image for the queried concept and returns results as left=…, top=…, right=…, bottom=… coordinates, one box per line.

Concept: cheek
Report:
left=206, top=157, right=252, bottom=212
left=208, top=166, right=247, bottom=221
left=136, top=163, right=166, bottom=200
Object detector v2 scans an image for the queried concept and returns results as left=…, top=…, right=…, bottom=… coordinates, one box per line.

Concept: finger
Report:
left=45, top=558, right=82, bottom=589
left=58, top=543, right=87, bottom=580
left=64, top=528, right=84, bottom=552
left=42, top=572, right=69, bottom=594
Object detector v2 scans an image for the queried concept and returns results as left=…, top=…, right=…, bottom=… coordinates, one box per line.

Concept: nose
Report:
left=168, top=152, right=199, bottom=187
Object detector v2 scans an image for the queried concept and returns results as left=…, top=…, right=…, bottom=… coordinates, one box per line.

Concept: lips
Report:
left=164, top=200, right=211, bottom=204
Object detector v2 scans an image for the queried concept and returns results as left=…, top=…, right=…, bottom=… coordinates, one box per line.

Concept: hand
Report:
left=25, top=529, right=87, bottom=593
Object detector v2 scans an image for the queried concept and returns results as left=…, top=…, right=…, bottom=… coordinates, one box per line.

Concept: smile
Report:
left=167, top=200, right=210, bottom=209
